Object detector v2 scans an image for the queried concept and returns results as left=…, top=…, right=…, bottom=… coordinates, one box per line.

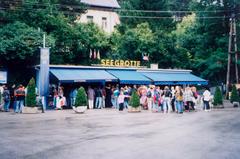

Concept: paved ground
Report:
left=0, top=102, right=240, bottom=159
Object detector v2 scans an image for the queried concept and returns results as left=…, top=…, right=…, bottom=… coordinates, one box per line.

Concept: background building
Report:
left=76, top=0, right=121, bottom=33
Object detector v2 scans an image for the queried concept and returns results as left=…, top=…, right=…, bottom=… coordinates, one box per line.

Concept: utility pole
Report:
left=226, top=9, right=238, bottom=98
left=233, top=15, right=238, bottom=83
left=226, top=16, right=232, bottom=98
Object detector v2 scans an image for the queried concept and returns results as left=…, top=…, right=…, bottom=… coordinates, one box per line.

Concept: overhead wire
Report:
left=1, top=0, right=237, bottom=14
left=0, top=1, right=238, bottom=20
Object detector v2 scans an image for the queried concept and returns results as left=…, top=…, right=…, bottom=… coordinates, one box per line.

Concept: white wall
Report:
left=76, top=9, right=120, bottom=33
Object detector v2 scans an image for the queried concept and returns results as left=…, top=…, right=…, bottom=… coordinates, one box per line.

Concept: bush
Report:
left=26, top=78, right=36, bottom=107
left=75, top=87, right=87, bottom=107
left=213, top=87, right=223, bottom=106
left=230, top=85, right=240, bottom=103
left=130, top=90, right=140, bottom=108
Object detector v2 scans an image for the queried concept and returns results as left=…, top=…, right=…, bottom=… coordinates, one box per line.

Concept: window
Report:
left=102, top=17, right=107, bottom=30
left=87, top=16, right=93, bottom=23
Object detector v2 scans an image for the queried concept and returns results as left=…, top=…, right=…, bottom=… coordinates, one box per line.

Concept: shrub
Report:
left=75, top=87, right=87, bottom=107
left=213, top=87, right=223, bottom=106
left=230, top=85, right=240, bottom=103
left=26, top=78, right=36, bottom=107
left=130, top=90, right=140, bottom=108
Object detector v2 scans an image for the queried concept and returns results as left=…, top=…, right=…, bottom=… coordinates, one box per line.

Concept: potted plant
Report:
left=230, top=85, right=240, bottom=107
left=212, top=87, right=224, bottom=108
left=73, top=87, right=88, bottom=113
left=128, top=90, right=141, bottom=112
left=22, top=78, right=39, bottom=114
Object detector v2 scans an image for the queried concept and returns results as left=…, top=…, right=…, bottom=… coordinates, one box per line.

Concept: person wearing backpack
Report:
left=147, top=86, right=153, bottom=111
left=14, top=84, right=25, bottom=113
left=162, top=86, right=172, bottom=113
left=3, top=85, right=10, bottom=112
left=175, top=86, right=184, bottom=114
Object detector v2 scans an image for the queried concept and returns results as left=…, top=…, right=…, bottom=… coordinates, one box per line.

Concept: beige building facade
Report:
left=77, top=0, right=121, bottom=33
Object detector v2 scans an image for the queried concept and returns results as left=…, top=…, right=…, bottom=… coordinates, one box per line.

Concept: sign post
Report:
left=38, top=33, right=50, bottom=112
left=39, top=47, right=50, bottom=112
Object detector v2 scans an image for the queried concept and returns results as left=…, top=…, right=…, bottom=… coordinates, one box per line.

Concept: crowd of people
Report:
left=0, top=84, right=26, bottom=113
left=56, top=84, right=213, bottom=113
left=0, top=83, right=213, bottom=113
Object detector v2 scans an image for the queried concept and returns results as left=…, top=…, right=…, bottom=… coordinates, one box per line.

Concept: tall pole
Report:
left=226, top=16, right=233, bottom=98
left=233, top=16, right=238, bottom=83
left=43, top=33, right=46, bottom=48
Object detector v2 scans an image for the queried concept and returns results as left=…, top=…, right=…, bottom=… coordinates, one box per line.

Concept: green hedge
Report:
left=230, top=85, right=240, bottom=103
left=130, top=90, right=140, bottom=108
left=75, top=87, right=87, bottom=107
left=26, top=78, right=36, bottom=107
left=213, top=87, right=223, bottom=106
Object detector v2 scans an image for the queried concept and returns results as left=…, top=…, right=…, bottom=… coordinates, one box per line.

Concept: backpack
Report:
left=3, top=91, right=10, bottom=102
left=147, top=90, right=152, bottom=98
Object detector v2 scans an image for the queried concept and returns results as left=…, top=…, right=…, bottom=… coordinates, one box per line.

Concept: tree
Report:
left=130, top=90, right=140, bottom=108
left=26, top=77, right=36, bottom=107
left=213, top=87, right=223, bottom=106
left=75, top=87, right=87, bottom=107
left=112, top=22, right=155, bottom=62
left=230, top=85, right=240, bottom=103
left=0, top=21, right=55, bottom=64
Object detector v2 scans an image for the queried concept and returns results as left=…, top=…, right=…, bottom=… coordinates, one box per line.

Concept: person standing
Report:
left=87, top=86, right=95, bottom=109
left=105, top=84, right=112, bottom=108
left=0, top=85, right=3, bottom=111
left=171, top=86, right=176, bottom=112
left=112, top=87, right=119, bottom=109
left=95, top=87, right=103, bottom=109
left=102, top=87, right=106, bottom=108
left=3, top=85, right=10, bottom=112
left=203, top=88, right=211, bottom=111
left=15, top=84, right=25, bottom=113
left=123, top=86, right=129, bottom=109
left=146, top=86, right=153, bottom=111
left=184, top=87, right=194, bottom=112
left=175, top=86, right=184, bottom=114
left=118, top=90, right=129, bottom=111
left=162, top=86, right=172, bottom=113
left=70, top=88, right=78, bottom=107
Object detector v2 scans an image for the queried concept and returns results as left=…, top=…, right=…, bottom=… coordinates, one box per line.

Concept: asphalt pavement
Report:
left=0, top=102, right=240, bottom=159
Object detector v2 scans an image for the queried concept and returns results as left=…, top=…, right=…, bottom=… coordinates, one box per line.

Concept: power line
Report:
left=116, top=9, right=233, bottom=13
left=1, top=0, right=237, bottom=14
left=0, top=7, right=231, bottom=20
left=119, top=15, right=230, bottom=19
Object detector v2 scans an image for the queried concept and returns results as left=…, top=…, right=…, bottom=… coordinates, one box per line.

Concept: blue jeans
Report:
left=176, top=101, right=183, bottom=113
left=163, top=97, right=171, bottom=112
left=112, top=96, right=118, bottom=109
left=124, top=100, right=128, bottom=109
left=95, top=97, right=103, bottom=109
left=70, top=97, right=76, bottom=106
left=4, top=101, right=10, bottom=111
left=15, top=100, right=24, bottom=113
left=152, top=102, right=158, bottom=111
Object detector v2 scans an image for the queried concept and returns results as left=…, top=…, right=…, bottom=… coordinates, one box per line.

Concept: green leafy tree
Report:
left=111, top=23, right=155, bottom=62
left=75, top=87, right=87, bottom=107
left=130, top=90, right=140, bottom=108
left=213, top=87, right=223, bottom=106
left=26, top=78, right=36, bottom=107
left=230, top=85, right=240, bottom=103
left=0, top=22, right=55, bottom=63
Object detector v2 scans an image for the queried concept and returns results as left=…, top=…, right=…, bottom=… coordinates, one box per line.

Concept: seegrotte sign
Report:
left=100, top=59, right=141, bottom=67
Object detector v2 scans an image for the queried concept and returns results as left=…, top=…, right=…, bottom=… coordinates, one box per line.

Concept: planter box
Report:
left=73, top=106, right=87, bottom=113
left=128, top=106, right=141, bottom=113
left=22, top=107, right=39, bottom=114
left=233, top=102, right=239, bottom=107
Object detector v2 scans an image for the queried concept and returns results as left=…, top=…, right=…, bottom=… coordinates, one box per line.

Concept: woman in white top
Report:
left=203, top=88, right=211, bottom=111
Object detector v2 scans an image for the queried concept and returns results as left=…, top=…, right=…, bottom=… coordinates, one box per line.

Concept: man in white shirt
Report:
left=203, top=88, right=211, bottom=111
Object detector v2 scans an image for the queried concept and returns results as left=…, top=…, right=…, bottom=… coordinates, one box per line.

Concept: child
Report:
left=118, top=90, right=129, bottom=111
